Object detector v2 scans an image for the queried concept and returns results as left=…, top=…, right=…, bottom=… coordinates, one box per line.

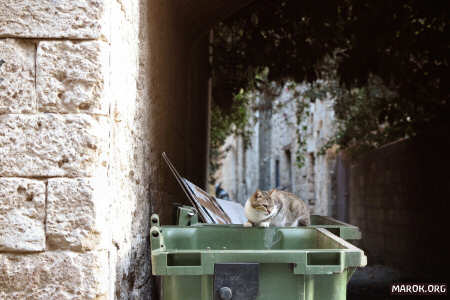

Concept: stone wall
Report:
left=1, top=1, right=256, bottom=299
left=348, top=134, right=449, bottom=277
left=0, top=0, right=151, bottom=299
left=215, top=84, right=338, bottom=216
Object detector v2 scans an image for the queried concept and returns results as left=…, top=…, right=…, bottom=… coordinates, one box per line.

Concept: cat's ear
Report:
left=255, top=189, right=261, bottom=196
left=269, top=189, right=275, bottom=196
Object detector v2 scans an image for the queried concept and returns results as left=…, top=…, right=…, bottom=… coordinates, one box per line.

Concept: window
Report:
left=285, top=149, right=292, bottom=191
left=275, top=159, right=280, bottom=188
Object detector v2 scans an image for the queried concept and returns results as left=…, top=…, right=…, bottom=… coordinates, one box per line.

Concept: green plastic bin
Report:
left=309, top=215, right=361, bottom=241
left=176, top=206, right=362, bottom=241
left=150, top=214, right=367, bottom=300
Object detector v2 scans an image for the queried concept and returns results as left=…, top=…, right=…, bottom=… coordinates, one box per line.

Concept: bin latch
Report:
left=214, top=263, right=259, bottom=300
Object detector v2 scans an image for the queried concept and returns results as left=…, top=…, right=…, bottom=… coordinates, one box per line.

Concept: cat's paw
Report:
left=260, top=222, right=270, bottom=228
left=244, top=221, right=253, bottom=227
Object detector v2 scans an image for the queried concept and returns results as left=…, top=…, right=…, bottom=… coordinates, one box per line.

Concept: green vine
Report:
left=209, top=89, right=253, bottom=184
left=211, top=0, right=448, bottom=162
left=294, top=98, right=309, bottom=168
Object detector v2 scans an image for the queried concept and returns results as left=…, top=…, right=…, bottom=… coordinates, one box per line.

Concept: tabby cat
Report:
left=244, top=189, right=310, bottom=227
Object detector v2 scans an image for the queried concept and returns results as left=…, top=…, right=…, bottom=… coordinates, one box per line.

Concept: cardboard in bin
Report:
left=162, top=152, right=246, bottom=224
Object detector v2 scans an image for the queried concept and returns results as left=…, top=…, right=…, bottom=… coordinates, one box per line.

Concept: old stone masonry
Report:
left=2, top=0, right=251, bottom=299
left=0, top=1, right=149, bottom=299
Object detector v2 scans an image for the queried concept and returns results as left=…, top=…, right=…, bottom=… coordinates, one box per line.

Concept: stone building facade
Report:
left=215, top=84, right=338, bottom=216
left=1, top=1, right=146, bottom=299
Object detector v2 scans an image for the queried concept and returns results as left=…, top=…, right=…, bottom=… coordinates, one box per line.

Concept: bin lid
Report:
left=162, top=152, right=246, bottom=224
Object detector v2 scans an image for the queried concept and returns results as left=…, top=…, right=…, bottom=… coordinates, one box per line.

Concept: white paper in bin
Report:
left=162, top=152, right=246, bottom=224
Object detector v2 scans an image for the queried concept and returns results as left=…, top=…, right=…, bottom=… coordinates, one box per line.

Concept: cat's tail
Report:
left=298, top=216, right=310, bottom=226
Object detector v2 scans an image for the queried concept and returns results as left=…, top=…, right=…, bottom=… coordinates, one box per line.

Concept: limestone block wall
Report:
left=1, top=0, right=278, bottom=299
left=1, top=0, right=151, bottom=299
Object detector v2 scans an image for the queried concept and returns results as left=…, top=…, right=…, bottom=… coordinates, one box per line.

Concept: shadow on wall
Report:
left=145, top=1, right=256, bottom=299
left=147, top=0, right=255, bottom=226
left=347, top=130, right=449, bottom=278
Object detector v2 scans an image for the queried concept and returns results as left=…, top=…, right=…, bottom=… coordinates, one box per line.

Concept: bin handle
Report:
left=150, top=226, right=165, bottom=251
left=151, top=214, right=160, bottom=227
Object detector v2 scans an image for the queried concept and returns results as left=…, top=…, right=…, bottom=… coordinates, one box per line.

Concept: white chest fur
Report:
left=245, top=200, right=265, bottom=223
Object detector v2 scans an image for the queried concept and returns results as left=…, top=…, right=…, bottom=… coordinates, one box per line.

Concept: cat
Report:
left=244, top=189, right=310, bottom=227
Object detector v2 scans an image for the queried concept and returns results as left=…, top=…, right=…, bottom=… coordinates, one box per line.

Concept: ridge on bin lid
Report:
left=162, top=152, right=245, bottom=224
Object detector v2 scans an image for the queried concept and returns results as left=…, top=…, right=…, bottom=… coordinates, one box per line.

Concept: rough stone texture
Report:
left=0, top=39, right=36, bottom=114
left=47, top=178, right=108, bottom=252
left=0, top=251, right=108, bottom=299
left=0, top=178, right=45, bottom=252
left=0, top=0, right=104, bottom=39
left=1, top=1, right=259, bottom=300
left=107, top=1, right=153, bottom=298
left=37, top=41, right=109, bottom=114
left=215, top=83, right=337, bottom=215
left=0, top=114, right=108, bottom=177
